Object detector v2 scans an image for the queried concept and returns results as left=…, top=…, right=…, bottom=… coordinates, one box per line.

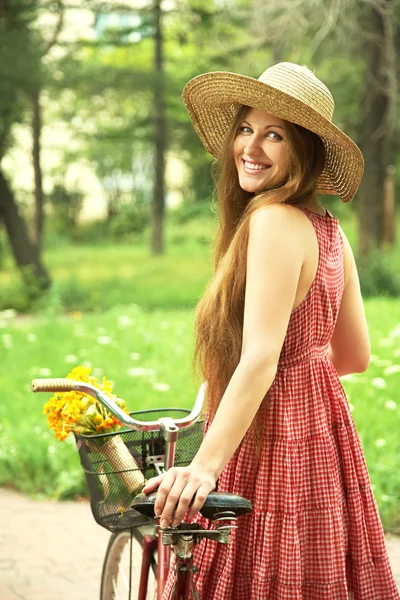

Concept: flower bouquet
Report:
left=43, top=366, right=145, bottom=494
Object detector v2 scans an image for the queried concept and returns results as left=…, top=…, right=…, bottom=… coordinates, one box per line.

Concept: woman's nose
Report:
left=244, top=135, right=262, bottom=155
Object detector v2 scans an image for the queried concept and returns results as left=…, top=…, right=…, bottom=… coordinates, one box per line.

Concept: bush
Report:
left=48, top=184, right=85, bottom=239
left=167, top=200, right=215, bottom=225
left=109, top=202, right=150, bottom=241
left=358, top=249, right=400, bottom=297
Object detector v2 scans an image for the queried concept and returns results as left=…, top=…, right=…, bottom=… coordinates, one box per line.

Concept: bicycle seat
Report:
left=131, top=491, right=252, bottom=520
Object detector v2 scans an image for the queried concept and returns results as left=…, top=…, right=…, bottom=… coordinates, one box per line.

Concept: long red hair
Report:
left=191, top=106, right=325, bottom=442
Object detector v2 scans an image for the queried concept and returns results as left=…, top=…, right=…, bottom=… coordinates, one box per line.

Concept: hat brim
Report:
left=182, top=72, right=364, bottom=203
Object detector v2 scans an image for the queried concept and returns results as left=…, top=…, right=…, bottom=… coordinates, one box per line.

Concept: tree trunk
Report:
left=32, top=88, right=44, bottom=252
left=382, top=165, right=395, bottom=248
left=0, top=167, right=50, bottom=288
left=151, top=0, right=166, bottom=256
left=358, top=0, right=397, bottom=254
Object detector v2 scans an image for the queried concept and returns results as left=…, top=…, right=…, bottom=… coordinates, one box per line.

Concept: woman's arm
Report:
left=329, top=226, right=370, bottom=376
left=143, top=204, right=304, bottom=527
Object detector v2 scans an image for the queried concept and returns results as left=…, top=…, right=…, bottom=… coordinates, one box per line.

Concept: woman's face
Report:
left=233, top=108, right=289, bottom=194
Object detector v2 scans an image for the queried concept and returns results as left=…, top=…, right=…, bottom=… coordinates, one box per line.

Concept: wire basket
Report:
left=75, top=408, right=204, bottom=532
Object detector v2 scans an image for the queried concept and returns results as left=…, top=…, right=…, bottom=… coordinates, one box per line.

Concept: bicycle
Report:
left=31, top=377, right=252, bottom=599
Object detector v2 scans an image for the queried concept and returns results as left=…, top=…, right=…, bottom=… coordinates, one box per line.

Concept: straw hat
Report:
left=182, top=62, right=364, bottom=203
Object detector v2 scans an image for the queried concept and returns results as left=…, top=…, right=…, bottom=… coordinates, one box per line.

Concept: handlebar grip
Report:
left=31, top=378, right=76, bottom=393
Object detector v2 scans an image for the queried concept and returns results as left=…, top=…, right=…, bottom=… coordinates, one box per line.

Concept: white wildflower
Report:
left=97, top=335, right=112, bottom=345
left=375, top=438, right=387, bottom=448
left=118, top=315, right=133, bottom=327
left=48, top=445, right=56, bottom=455
left=153, top=383, right=170, bottom=392
left=26, top=333, right=37, bottom=342
left=129, top=352, right=141, bottom=360
left=349, top=403, right=355, bottom=412
left=38, top=367, right=52, bottom=377
left=340, top=374, right=354, bottom=382
left=64, top=354, right=78, bottom=364
left=388, top=324, right=400, bottom=338
left=2, top=334, right=12, bottom=349
left=385, top=400, right=397, bottom=410
left=378, top=338, right=395, bottom=347
left=127, top=367, right=156, bottom=377
left=92, top=367, right=104, bottom=377
left=371, top=377, right=386, bottom=389
left=373, top=359, right=392, bottom=367
left=384, top=365, right=400, bottom=376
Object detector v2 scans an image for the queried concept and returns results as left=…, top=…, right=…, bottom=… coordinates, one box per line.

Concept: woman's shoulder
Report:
left=248, top=203, right=307, bottom=261
left=249, top=203, right=310, bottom=239
left=250, top=202, right=304, bottom=226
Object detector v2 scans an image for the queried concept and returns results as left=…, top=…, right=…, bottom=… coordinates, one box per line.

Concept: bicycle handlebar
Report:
left=31, top=378, right=206, bottom=433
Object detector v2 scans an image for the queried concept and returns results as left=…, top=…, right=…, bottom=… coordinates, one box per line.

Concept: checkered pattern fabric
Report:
left=162, top=207, right=399, bottom=599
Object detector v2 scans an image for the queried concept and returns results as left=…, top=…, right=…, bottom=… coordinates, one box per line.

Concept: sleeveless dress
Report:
left=162, top=206, right=399, bottom=599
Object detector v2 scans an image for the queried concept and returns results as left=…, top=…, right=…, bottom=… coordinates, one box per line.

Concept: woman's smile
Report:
left=242, top=159, right=272, bottom=174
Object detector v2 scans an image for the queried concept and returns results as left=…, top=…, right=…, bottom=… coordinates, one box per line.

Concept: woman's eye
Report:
left=239, top=126, right=252, bottom=133
left=267, top=131, right=283, bottom=141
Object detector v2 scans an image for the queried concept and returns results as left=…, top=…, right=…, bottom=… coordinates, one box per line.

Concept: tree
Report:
left=358, top=0, right=398, bottom=253
left=32, top=0, right=65, bottom=252
left=0, top=0, right=50, bottom=288
left=151, top=0, right=166, bottom=254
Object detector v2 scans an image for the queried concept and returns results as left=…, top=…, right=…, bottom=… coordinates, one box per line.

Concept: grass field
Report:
left=0, top=211, right=218, bottom=313
left=0, top=299, right=399, bottom=530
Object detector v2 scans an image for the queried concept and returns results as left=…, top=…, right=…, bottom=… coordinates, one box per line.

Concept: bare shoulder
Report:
left=247, top=203, right=304, bottom=272
left=249, top=204, right=310, bottom=264
left=249, top=203, right=304, bottom=235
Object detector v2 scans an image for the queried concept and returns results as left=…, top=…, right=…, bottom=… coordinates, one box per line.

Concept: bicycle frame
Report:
left=146, top=418, right=200, bottom=600
left=138, top=533, right=158, bottom=599
left=156, top=418, right=178, bottom=600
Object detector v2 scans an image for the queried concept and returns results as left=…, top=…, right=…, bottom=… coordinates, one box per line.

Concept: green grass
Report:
left=0, top=214, right=217, bottom=312
left=1, top=206, right=399, bottom=313
left=0, top=299, right=399, bottom=531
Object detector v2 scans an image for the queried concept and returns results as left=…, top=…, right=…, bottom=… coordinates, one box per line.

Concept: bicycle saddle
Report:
left=131, top=491, right=252, bottom=520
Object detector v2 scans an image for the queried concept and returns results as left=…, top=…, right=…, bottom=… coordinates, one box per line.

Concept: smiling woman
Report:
left=142, top=62, right=399, bottom=600
left=233, top=109, right=288, bottom=192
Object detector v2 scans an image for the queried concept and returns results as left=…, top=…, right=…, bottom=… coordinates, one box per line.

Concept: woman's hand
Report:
left=142, top=464, right=216, bottom=528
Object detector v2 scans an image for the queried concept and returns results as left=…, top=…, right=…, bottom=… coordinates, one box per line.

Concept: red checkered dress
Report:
left=162, top=206, right=399, bottom=599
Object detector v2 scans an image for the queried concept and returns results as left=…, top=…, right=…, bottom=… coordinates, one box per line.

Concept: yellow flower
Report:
left=43, top=365, right=128, bottom=441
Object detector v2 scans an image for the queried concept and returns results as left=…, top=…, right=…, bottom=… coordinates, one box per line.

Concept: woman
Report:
left=143, top=62, right=399, bottom=598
